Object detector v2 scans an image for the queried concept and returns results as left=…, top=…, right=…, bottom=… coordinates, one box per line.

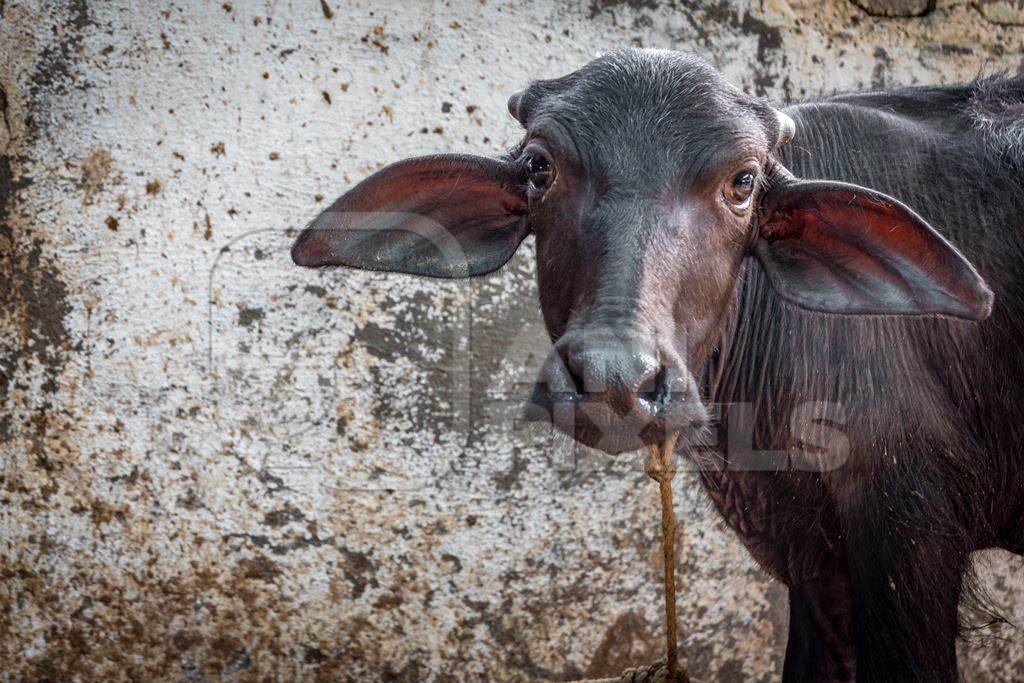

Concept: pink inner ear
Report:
left=336, top=155, right=527, bottom=223
left=757, top=180, right=993, bottom=320
left=292, top=153, right=530, bottom=277
left=761, top=207, right=805, bottom=241
left=791, top=197, right=953, bottom=280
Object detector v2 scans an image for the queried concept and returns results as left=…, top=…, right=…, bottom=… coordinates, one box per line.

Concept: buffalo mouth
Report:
left=522, top=384, right=709, bottom=455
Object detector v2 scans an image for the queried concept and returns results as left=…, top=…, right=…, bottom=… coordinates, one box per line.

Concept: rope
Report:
left=644, top=432, right=691, bottom=683
left=579, top=435, right=693, bottom=683
left=617, top=659, right=676, bottom=682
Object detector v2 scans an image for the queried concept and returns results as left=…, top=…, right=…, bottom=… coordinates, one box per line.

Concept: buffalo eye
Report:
left=525, top=152, right=554, bottom=198
left=723, top=170, right=756, bottom=209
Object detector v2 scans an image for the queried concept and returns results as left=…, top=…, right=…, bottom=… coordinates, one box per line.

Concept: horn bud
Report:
left=774, top=109, right=795, bottom=147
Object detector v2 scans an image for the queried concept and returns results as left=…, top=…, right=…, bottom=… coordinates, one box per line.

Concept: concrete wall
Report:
left=2, top=0, right=1023, bottom=680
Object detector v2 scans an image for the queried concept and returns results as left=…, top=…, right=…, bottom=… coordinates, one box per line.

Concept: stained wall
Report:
left=2, top=1, right=1023, bottom=680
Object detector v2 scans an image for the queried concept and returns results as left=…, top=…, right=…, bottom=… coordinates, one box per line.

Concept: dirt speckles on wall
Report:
left=1, top=1, right=1023, bottom=681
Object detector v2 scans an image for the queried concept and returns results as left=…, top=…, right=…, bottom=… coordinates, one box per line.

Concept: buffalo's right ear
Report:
left=291, top=154, right=529, bottom=278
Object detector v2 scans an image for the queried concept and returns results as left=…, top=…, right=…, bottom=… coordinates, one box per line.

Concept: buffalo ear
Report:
left=291, top=154, right=528, bottom=278
left=752, top=174, right=993, bottom=320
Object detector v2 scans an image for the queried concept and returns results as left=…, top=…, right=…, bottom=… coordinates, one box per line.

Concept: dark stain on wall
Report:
left=28, top=0, right=92, bottom=99
left=589, top=0, right=661, bottom=18
left=849, top=0, right=935, bottom=18
left=0, top=1, right=96, bottom=444
left=0, top=82, right=70, bottom=441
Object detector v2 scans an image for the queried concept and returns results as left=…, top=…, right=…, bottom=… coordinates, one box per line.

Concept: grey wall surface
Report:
left=2, top=0, right=1024, bottom=680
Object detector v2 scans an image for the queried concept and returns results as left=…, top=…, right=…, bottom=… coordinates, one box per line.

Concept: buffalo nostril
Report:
left=543, top=351, right=580, bottom=396
left=563, top=360, right=586, bottom=396
left=525, top=351, right=580, bottom=425
left=638, top=365, right=668, bottom=405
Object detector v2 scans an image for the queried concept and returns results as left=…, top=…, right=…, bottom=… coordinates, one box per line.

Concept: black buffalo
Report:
left=292, top=49, right=1024, bottom=681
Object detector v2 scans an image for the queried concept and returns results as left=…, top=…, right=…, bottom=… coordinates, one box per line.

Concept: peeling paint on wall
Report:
left=1, top=0, right=1023, bottom=680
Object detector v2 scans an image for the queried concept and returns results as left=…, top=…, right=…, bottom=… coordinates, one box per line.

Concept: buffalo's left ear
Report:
left=753, top=175, right=994, bottom=320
